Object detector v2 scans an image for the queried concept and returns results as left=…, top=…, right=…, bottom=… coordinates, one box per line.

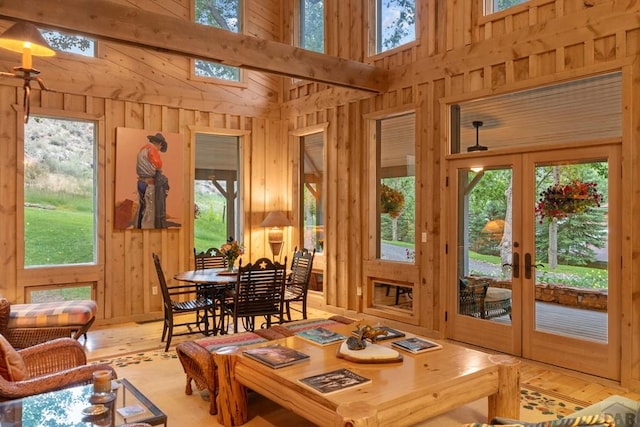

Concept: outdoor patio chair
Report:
left=458, top=279, right=489, bottom=318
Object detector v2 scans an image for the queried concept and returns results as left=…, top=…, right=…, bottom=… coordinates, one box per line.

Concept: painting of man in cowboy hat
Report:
left=114, top=128, right=183, bottom=229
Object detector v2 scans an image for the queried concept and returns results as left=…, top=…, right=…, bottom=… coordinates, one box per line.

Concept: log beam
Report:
left=0, top=0, right=388, bottom=93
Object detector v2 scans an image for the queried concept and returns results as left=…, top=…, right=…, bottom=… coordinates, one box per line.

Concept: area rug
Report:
left=92, top=351, right=590, bottom=426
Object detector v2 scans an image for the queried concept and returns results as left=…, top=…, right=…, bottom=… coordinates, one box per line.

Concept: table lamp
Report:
left=260, top=211, right=292, bottom=259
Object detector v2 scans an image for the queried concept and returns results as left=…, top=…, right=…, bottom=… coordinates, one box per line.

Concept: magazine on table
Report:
left=242, top=345, right=310, bottom=369
left=298, top=368, right=371, bottom=394
left=295, top=327, right=347, bottom=346
left=391, top=337, right=442, bottom=354
left=351, top=325, right=406, bottom=341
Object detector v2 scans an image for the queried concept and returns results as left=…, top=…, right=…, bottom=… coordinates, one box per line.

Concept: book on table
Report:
left=242, top=345, right=310, bottom=369
left=295, top=327, right=347, bottom=346
left=298, top=368, right=371, bottom=394
left=351, top=325, right=406, bottom=341
left=391, top=337, right=442, bottom=354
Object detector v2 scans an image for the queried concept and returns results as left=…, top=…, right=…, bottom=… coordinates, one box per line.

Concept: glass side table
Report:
left=0, top=378, right=167, bottom=426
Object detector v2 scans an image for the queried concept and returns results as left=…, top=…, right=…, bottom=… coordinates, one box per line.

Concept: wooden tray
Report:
left=335, top=341, right=403, bottom=364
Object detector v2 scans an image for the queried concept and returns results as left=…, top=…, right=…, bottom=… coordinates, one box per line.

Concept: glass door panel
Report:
left=447, top=154, right=521, bottom=355
left=448, top=145, right=620, bottom=380
left=522, top=146, right=619, bottom=380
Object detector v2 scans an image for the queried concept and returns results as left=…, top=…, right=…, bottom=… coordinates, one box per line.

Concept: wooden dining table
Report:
left=174, top=268, right=237, bottom=335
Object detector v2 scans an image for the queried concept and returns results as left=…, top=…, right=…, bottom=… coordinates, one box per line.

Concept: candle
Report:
left=92, top=369, right=112, bottom=395
left=22, top=43, right=32, bottom=69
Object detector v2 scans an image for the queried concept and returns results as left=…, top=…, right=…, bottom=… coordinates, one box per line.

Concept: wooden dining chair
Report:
left=220, top=257, right=287, bottom=333
left=153, top=253, right=216, bottom=351
left=193, top=247, right=226, bottom=270
left=282, top=247, right=315, bottom=321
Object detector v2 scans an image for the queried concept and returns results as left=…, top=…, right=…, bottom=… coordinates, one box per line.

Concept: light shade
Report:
left=0, top=21, right=56, bottom=57
left=261, top=211, right=292, bottom=258
left=260, top=211, right=292, bottom=228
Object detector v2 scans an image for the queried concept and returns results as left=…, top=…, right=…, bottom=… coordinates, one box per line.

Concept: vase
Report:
left=226, top=259, right=236, bottom=272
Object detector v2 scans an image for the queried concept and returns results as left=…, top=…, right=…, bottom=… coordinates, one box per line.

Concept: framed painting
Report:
left=114, top=127, right=183, bottom=229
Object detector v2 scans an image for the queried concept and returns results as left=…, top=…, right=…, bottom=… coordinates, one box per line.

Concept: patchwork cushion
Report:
left=194, top=332, right=267, bottom=353
left=0, top=334, right=29, bottom=381
left=8, top=300, right=97, bottom=329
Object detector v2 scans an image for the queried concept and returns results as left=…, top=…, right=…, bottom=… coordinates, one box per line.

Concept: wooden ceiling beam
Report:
left=0, top=0, right=388, bottom=93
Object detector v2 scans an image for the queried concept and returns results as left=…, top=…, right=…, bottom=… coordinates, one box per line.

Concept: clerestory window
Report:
left=194, top=0, right=242, bottom=82
left=371, top=0, right=416, bottom=55
left=299, top=0, right=324, bottom=53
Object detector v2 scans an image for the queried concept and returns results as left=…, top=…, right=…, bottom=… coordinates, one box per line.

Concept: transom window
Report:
left=41, top=29, right=95, bottom=57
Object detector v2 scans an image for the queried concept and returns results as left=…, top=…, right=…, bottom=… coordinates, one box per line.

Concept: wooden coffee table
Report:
left=214, top=324, right=520, bottom=426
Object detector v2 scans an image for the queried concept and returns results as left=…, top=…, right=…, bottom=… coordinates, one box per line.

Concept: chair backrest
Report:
left=458, top=279, right=488, bottom=317
left=194, top=247, right=227, bottom=270
left=233, top=257, right=287, bottom=319
left=288, top=247, right=315, bottom=292
left=152, top=253, right=173, bottom=313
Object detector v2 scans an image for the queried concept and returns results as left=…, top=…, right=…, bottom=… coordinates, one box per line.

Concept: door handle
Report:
left=524, top=253, right=532, bottom=279
left=513, top=253, right=520, bottom=278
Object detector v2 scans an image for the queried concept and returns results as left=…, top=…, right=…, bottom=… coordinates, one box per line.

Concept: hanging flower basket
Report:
left=380, top=184, right=404, bottom=219
left=535, top=180, right=602, bottom=222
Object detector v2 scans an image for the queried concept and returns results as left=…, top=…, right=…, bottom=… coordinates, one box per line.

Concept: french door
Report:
left=446, top=143, right=620, bottom=380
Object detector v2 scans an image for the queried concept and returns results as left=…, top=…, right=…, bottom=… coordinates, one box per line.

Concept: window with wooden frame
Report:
left=369, top=0, right=416, bottom=55
left=24, top=116, right=97, bottom=267
left=484, top=0, right=528, bottom=15
left=300, top=131, right=325, bottom=254
left=41, top=29, right=96, bottom=57
left=193, top=0, right=243, bottom=82
left=299, top=0, right=324, bottom=53
left=374, top=113, right=416, bottom=263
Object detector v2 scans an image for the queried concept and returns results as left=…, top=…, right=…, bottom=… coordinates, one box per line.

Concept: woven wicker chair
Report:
left=0, top=297, right=96, bottom=349
left=0, top=337, right=116, bottom=400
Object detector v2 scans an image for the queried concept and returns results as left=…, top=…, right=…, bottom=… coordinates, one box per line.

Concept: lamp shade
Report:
left=260, top=211, right=292, bottom=228
left=261, top=211, right=292, bottom=258
left=0, top=21, right=56, bottom=57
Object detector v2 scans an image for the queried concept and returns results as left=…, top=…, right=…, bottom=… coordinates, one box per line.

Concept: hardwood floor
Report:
left=83, top=304, right=640, bottom=423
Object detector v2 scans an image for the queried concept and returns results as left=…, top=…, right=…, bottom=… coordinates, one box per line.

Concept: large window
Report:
left=301, top=132, right=325, bottom=253
left=24, top=116, right=97, bottom=267
left=300, top=0, right=324, bottom=53
left=194, top=0, right=242, bottom=82
left=194, top=133, right=242, bottom=252
left=371, top=0, right=416, bottom=55
left=376, top=113, right=415, bottom=262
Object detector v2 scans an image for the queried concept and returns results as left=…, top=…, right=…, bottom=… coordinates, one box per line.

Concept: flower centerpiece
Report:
left=535, top=180, right=602, bottom=222
left=220, top=236, right=244, bottom=272
left=380, top=183, right=405, bottom=218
